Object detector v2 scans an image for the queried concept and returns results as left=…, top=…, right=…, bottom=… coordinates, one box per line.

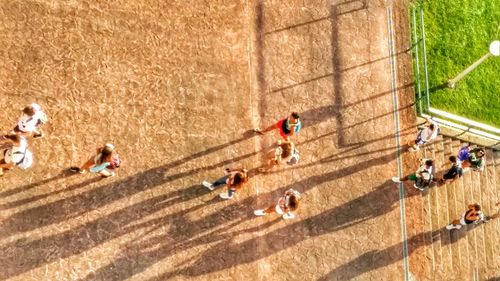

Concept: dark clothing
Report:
left=464, top=209, right=477, bottom=224
left=281, top=119, right=291, bottom=135
left=443, top=164, right=463, bottom=180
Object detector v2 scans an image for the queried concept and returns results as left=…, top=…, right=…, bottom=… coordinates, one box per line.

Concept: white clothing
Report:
left=419, top=120, right=439, bottom=142
left=16, top=104, right=46, bottom=133
left=4, top=137, right=28, bottom=164
left=415, top=159, right=433, bottom=178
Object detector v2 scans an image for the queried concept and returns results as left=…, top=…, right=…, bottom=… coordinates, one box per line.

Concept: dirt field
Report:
left=0, top=0, right=423, bottom=280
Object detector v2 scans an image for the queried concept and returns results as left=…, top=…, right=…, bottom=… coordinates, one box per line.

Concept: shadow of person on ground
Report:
left=317, top=221, right=489, bottom=280
left=147, top=179, right=419, bottom=280
left=20, top=150, right=397, bottom=281
left=0, top=131, right=259, bottom=237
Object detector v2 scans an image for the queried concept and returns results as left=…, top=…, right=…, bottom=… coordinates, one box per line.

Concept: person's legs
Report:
left=80, top=158, right=95, bottom=172
left=254, top=120, right=281, bottom=134
left=219, top=187, right=235, bottom=200
left=255, top=204, right=277, bottom=216
left=0, top=161, right=14, bottom=169
left=212, top=176, right=228, bottom=187
left=99, top=169, right=115, bottom=177
left=392, top=174, right=413, bottom=183
left=0, top=160, right=13, bottom=177
left=203, top=175, right=228, bottom=191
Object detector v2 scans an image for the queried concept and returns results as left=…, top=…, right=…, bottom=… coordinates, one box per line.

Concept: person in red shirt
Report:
left=254, top=112, right=302, bottom=141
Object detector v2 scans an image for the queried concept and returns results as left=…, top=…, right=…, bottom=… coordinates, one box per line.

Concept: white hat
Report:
left=105, top=143, right=115, bottom=150
left=30, top=103, right=41, bottom=112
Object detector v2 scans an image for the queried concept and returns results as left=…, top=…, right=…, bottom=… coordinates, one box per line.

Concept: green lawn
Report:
left=417, top=0, right=500, bottom=127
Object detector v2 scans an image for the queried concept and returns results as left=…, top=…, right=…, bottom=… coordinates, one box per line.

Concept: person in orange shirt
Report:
left=203, top=168, right=249, bottom=200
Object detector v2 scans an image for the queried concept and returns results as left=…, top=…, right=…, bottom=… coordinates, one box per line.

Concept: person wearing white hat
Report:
left=12, top=103, right=48, bottom=138
left=70, top=143, right=121, bottom=177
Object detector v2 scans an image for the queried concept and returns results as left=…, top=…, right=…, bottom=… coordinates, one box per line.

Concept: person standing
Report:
left=0, top=134, right=33, bottom=176
left=258, top=140, right=298, bottom=172
left=408, top=118, right=439, bottom=152
left=254, top=188, right=301, bottom=219
left=202, top=168, right=249, bottom=199
left=12, top=103, right=48, bottom=138
left=70, top=143, right=121, bottom=177
left=446, top=204, right=484, bottom=230
left=392, top=159, right=434, bottom=191
left=254, top=112, right=302, bottom=141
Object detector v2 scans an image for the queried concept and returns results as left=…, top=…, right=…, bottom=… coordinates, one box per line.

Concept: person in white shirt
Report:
left=409, top=118, right=439, bottom=152
left=392, top=158, right=434, bottom=191
left=0, top=134, right=28, bottom=176
left=12, top=103, right=48, bottom=138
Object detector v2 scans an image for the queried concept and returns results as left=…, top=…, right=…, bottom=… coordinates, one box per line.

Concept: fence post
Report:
left=411, top=6, right=422, bottom=114
left=419, top=5, right=430, bottom=111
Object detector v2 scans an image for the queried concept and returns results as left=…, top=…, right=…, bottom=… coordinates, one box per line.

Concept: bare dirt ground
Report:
left=0, top=0, right=426, bottom=280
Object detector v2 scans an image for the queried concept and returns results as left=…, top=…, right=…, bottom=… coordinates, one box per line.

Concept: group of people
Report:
left=392, top=118, right=497, bottom=230
left=0, top=103, right=47, bottom=176
left=202, top=112, right=303, bottom=220
left=1, top=103, right=121, bottom=178
left=2, top=106, right=495, bottom=226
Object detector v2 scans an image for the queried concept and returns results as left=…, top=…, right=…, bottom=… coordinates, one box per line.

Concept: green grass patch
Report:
left=415, top=0, right=500, bottom=127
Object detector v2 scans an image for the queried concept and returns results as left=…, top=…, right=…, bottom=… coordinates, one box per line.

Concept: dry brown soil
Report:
left=0, top=1, right=425, bottom=280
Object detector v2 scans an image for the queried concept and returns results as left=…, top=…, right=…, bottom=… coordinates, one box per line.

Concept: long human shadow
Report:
left=0, top=169, right=77, bottom=198
left=0, top=145, right=393, bottom=279
left=145, top=178, right=420, bottom=280
left=71, top=150, right=399, bottom=281
left=0, top=176, right=102, bottom=211
left=0, top=131, right=257, bottom=238
left=329, top=1, right=413, bottom=149
left=316, top=223, right=485, bottom=281
left=0, top=183, right=216, bottom=280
